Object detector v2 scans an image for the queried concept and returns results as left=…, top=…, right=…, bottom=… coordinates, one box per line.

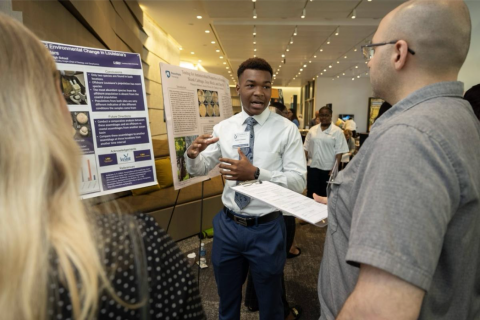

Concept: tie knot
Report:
left=246, top=117, right=258, bottom=126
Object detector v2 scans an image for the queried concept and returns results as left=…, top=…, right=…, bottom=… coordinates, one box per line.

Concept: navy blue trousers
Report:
left=212, top=209, right=286, bottom=320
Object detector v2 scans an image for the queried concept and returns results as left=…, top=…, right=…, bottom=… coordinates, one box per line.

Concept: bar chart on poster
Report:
left=79, top=154, right=101, bottom=195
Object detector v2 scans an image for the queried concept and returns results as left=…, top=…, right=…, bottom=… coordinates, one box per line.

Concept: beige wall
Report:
left=10, top=0, right=179, bottom=140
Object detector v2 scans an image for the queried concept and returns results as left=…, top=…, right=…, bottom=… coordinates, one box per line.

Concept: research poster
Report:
left=160, top=63, right=233, bottom=190
left=44, top=42, right=156, bottom=199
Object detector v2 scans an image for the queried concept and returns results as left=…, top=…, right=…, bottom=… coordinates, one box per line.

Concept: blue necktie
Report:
left=234, top=117, right=257, bottom=210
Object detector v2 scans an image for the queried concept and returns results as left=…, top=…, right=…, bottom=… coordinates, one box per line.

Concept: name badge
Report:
left=232, top=132, right=250, bottom=148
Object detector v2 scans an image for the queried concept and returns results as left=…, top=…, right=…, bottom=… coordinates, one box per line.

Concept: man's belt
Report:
left=224, top=206, right=281, bottom=227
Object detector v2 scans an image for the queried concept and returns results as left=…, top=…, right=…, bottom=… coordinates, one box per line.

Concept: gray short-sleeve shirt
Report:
left=318, top=82, right=480, bottom=320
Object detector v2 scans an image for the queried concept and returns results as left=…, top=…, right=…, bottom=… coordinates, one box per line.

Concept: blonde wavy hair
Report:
left=0, top=14, right=111, bottom=320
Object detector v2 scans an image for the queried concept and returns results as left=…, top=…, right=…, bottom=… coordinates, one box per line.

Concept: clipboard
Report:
left=232, top=180, right=328, bottom=227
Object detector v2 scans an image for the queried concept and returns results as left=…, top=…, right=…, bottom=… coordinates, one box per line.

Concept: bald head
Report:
left=382, top=0, right=471, bottom=74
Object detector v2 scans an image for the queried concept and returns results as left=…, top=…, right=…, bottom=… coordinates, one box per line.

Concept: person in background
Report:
left=271, top=101, right=290, bottom=117
left=340, top=129, right=356, bottom=170
left=343, top=117, right=357, bottom=138
left=0, top=13, right=205, bottom=320
left=318, top=1, right=480, bottom=319
left=309, top=110, right=320, bottom=128
left=185, top=57, right=306, bottom=320
left=287, top=108, right=300, bottom=128
left=464, top=83, right=480, bottom=121
left=304, top=106, right=348, bottom=198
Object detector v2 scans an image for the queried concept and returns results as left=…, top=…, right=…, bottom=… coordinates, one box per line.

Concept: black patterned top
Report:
left=47, top=213, right=206, bottom=320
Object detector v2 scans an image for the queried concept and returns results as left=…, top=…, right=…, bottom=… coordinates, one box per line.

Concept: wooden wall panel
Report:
left=143, top=14, right=180, bottom=66
left=142, top=50, right=165, bottom=84
left=110, top=0, right=141, bottom=39
left=12, top=0, right=105, bottom=49
left=113, top=12, right=142, bottom=53
left=148, top=109, right=167, bottom=136
left=124, top=0, right=143, bottom=28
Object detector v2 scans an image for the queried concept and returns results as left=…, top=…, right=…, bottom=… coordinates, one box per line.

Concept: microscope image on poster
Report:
left=198, top=89, right=220, bottom=117
left=59, top=70, right=88, bottom=105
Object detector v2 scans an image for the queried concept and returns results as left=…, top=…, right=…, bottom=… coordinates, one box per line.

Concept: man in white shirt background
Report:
left=185, top=57, right=306, bottom=320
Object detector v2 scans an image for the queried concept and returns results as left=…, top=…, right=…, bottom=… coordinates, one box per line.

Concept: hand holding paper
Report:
left=219, top=149, right=256, bottom=181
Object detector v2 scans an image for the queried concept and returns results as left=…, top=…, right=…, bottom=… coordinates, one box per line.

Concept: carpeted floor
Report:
left=177, top=221, right=328, bottom=320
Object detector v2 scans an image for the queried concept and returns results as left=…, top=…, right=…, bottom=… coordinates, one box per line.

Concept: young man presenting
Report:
left=186, top=58, right=306, bottom=320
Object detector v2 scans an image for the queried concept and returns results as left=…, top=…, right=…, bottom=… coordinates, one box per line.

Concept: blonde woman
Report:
left=0, top=14, right=205, bottom=320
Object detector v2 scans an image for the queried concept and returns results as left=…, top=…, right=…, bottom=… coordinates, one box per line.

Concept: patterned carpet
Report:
left=178, top=222, right=328, bottom=320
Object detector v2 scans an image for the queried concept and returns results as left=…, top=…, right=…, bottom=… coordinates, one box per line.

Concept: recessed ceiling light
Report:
left=228, top=71, right=231, bottom=73
left=191, top=52, right=195, bottom=54
left=337, top=76, right=340, bottom=78
left=253, top=26, right=256, bottom=36
left=220, top=56, right=224, bottom=59
left=329, top=65, right=332, bottom=68
left=254, top=48, right=257, bottom=52
left=300, top=69, right=303, bottom=71
left=337, top=61, right=340, bottom=64
left=197, top=16, right=202, bottom=19
left=216, top=49, right=220, bottom=53
left=354, top=48, right=358, bottom=52
left=344, top=56, right=347, bottom=59
left=320, top=49, right=323, bottom=52
left=179, top=47, right=183, bottom=50
left=327, top=37, right=331, bottom=45
left=294, top=26, right=298, bottom=36
left=324, top=69, right=327, bottom=72
left=321, top=73, right=323, bottom=75
left=352, top=77, right=355, bottom=80
left=314, top=55, right=317, bottom=58
left=343, top=73, right=345, bottom=75
left=223, top=62, right=226, bottom=64
left=226, top=67, right=229, bottom=69
left=253, top=41, right=256, bottom=45
left=355, top=65, right=358, bottom=68
left=205, top=30, right=210, bottom=33
left=309, top=61, right=312, bottom=63
left=198, top=60, right=202, bottom=62
left=357, top=75, right=360, bottom=78
left=211, top=41, right=216, bottom=44
left=303, top=64, right=307, bottom=67
left=282, top=54, right=285, bottom=57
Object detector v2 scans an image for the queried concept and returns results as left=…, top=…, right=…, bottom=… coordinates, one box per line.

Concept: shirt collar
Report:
left=372, top=81, right=464, bottom=131
left=240, top=107, right=271, bottom=126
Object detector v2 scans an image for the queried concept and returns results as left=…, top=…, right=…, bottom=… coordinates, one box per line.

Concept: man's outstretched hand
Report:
left=219, top=148, right=256, bottom=182
left=186, top=134, right=219, bottom=159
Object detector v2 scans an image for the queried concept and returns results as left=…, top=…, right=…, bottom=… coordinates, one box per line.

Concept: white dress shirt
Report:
left=304, top=124, right=348, bottom=171
left=186, top=108, right=307, bottom=216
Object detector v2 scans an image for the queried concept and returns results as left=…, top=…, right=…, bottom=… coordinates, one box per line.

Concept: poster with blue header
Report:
left=43, top=41, right=156, bottom=199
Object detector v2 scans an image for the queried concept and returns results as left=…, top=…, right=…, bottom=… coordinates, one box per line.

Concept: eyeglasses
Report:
left=361, top=40, right=416, bottom=61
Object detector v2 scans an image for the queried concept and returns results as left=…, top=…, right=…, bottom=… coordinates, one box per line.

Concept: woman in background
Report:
left=287, top=108, right=300, bottom=128
left=0, top=14, right=205, bottom=320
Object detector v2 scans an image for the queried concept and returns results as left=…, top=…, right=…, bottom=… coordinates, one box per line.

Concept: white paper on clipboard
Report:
left=232, top=180, right=328, bottom=227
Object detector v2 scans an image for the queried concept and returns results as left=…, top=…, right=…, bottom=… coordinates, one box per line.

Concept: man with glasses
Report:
left=318, top=1, right=480, bottom=319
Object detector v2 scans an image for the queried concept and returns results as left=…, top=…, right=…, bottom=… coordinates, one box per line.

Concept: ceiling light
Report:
left=321, top=73, right=323, bottom=75
left=303, top=64, right=307, bottom=67
left=282, top=54, right=285, bottom=57
left=228, top=71, right=231, bottom=73
left=253, top=26, right=256, bottom=35
left=313, top=77, right=315, bottom=80
left=253, top=8, right=257, bottom=19
left=254, top=48, right=257, bottom=52
left=223, top=62, right=226, bottom=64
left=205, top=30, right=210, bottom=33
left=254, top=55, right=256, bottom=57
left=343, top=73, right=345, bottom=75
left=253, top=41, right=256, bottom=44
left=352, top=77, right=355, bottom=80
left=355, top=65, right=358, bottom=68
left=329, top=65, right=332, bottom=68
left=191, top=51, right=195, bottom=54
left=220, top=56, right=224, bottom=59
left=252, top=0, right=256, bottom=2
left=301, top=8, right=306, bottom=19
left=335, top=27, right=340, bottom=36
left=354, top=48, right=358, bottom=52
left=324, top=69, right=327, bottom=72
left=300, top=69, right=303, bottom=71
left=216, top=49, right=220, bottom=52
left=357, top=75, right=360, bottom=78
left=179, top=47, right=183, bottom=50
left=366, top=72, right=369, bottom=75
left=316, top=75, right=319, bottom=78
left=197, top=16, right=202, bottom=19
left=294, top=26, right=298, bottom=36
left=286, top=48, right=289, bottom=52
left=351, top=9, right=356, bottom=19
left=279, top=65, right=282, bottom=68
left=226, top=67, right=229, bottom=69
left=337, top=76, right=340, bottom=78
left=211, top=41, right=216, bottom=44
left=309, top=61, right=312, bottom=63
left=314, top=55, right=317, bottom=58
left=198, top=60, right=202, bottom=62
left=290, top=37, right=294, bottom=44
left=320, top=48, right=323, bottom=52
left=337, top=61, right=340, bottom=64
left=344, top=55, right=347, bottom=59
left=327, top=37, right=331, bottom=45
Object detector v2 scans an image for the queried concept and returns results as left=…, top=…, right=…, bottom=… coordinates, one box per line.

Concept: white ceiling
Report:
left=139, top=0, right=407, bottom=87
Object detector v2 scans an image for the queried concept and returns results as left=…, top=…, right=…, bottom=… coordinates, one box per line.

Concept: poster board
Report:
left=44, top=42, right=156, bottom=199
left=367, top=97, right=384, bottom=132
left=160, top=63, right=233, bottom=190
